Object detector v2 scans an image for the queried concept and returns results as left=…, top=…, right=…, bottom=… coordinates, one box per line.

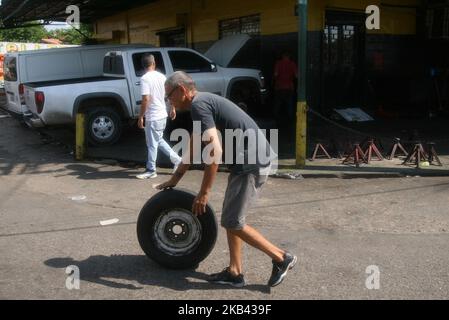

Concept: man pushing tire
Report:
left=156, top=71, right=297, bottom=288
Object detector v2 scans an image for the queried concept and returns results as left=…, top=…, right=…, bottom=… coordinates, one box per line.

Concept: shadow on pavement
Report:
left=44, top=255, right=270, bottom=294
left=54, top=164, right=172, bottom=180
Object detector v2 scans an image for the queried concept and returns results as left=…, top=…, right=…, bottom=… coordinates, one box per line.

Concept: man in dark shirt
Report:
left=273, top=52, right=298, bottom=136
left=157, top=71, right=297, bottom=287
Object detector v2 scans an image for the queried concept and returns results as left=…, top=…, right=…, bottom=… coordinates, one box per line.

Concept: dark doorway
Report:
left=321, top=11, right=366, bottom=111
left=158, top=28, right=186, bottom=47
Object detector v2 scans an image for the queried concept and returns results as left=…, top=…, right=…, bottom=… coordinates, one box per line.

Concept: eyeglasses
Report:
left=165, top=86, right=178, bottom=101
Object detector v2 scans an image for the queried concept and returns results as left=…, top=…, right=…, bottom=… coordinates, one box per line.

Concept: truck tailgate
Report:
left=24, top=85, right=38, bottom=114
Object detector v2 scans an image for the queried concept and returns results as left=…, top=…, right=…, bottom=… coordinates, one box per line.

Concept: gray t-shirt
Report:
left=191, top=92, right=273, bottom=174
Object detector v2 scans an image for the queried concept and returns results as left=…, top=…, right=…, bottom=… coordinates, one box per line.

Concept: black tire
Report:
left=230, top=89, right=248, bottom=112
left=86, top=107, right=122, bottom=146
left=229, top=82, right=259, bottom=115
left=137, top=188, right=218, bottom=269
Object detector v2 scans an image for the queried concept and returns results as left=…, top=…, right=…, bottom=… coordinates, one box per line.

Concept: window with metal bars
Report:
left=426, top=7, right=449, bottom=39
left=219, top=14, right=260, bottom=39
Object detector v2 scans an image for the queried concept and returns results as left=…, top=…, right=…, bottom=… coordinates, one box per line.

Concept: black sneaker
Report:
left=267, top=252, right=297, bottom=287
left=207, top=267, right=246, bottom=288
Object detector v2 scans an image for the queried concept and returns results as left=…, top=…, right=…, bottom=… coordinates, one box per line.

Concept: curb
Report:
left=274, top=169, right=449, bottom=179
left=75, top=155, right=449, bottom=179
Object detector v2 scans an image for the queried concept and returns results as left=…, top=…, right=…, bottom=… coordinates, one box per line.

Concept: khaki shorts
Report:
left=221, top=170, right=268, bottom=230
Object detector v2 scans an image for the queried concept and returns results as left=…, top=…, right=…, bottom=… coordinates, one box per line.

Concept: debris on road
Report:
left=100, top=218, right=119, bottom=226
left=70, top=195, right=87, bottom=201
left=271, top=172, right=305, bottom=180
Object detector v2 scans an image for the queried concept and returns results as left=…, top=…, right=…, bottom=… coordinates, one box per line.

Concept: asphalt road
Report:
left=1, top=115, right=449, bottom=299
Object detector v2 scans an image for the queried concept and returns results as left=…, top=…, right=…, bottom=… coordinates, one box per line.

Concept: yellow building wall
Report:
left=94, top=0, right=300, bottom=44
left=94, top=0, right=419, bottom=45
left=192, top=0, right=298, bottom=40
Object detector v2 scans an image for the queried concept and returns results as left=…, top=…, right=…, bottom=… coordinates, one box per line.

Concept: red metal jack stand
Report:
left=310, top=142, right=332, bottom=160
left=426, top=142, right=442, bottom=166
left=402, top=143, right=428, bottom=168
left=342, top=144, right=367, bottom=167
left=363, top=139, right=383, bottom=164
left=387, top=138, right=408, bottom=160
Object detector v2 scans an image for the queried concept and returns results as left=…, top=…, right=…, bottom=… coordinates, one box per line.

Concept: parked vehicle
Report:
left=3, top=44, right=153, bottom=116
left=0, top=41, right=77, bottom=90
left=24, top=41, right=266, bottom=146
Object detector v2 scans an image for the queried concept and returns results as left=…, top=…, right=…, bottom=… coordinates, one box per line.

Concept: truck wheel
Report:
left=137, top=188, right=218, bottom=269
left=86, top=107, right=122, bottom=146
left=230, top=89, right=248, bottom=112
left=229, top=81, right=259, bottom=114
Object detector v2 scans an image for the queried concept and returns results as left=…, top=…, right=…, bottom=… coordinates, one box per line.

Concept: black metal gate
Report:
left=321, top=11, right=366, bottom=111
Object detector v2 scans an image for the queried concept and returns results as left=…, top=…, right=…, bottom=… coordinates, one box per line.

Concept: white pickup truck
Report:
left=4, top=44, right=152, bottom=116
left=24, top=37, right=266, bottom=146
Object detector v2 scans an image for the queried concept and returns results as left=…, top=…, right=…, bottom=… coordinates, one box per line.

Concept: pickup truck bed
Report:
left=24, top=75, right=131, bottom=144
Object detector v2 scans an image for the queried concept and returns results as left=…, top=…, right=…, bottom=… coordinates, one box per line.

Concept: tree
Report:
left=0, top=22, right=94, bottom=44
left=0, top=23, right=47, bottom=42
left=47, top=24, right=94, bottom=45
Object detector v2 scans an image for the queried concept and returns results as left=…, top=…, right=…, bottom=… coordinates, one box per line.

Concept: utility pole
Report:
left=296, top=0, right=308, bottom=167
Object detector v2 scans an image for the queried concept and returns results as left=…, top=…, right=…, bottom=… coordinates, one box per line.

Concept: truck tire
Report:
left=86, top=107, right=122, bottom=146
left=229, top=81, right=260, bottom=115
left=230, top=89, right=248, bottom=112
left=137, top=188, right=218, bottom=269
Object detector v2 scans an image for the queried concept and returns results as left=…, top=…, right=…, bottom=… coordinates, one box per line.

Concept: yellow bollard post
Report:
left=296, top=0, right=308, bottom=168
left=296, top=101, right=307, bottom=167
left=75, top=113, right=85, bottom=161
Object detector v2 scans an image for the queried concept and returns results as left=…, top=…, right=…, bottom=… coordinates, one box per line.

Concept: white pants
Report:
left=144, top=118, right=181, bottom=172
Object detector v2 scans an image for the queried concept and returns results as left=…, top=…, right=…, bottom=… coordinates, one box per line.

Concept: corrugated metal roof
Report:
left=0, top=0, right=154, bottom=28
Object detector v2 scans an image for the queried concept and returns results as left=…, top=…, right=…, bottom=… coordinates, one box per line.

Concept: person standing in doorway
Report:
left=136, top=54, right=181, bottom=179
left=273, top=52, right=298, bottom=136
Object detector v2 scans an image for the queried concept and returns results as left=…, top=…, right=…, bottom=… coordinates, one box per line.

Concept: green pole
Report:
left=75, top=113, right=86, bottom=161
left=296, top=0, right=308, bottom=167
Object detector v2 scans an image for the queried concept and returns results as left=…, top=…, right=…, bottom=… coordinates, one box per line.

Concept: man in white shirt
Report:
left=136, top=54, right=181, bottom=179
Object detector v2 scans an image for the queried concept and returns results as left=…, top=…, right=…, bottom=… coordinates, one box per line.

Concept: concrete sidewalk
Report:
left=2, top=92, right=448, bottom=179
left=24, top=123, right=449, bottom=180
left=276, top=157, right=449, bottom=179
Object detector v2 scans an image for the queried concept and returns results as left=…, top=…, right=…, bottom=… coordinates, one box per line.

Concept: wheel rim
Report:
left=153, top=209, right=202, bottom=256
left=91, top=115, right=115, bottom=140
